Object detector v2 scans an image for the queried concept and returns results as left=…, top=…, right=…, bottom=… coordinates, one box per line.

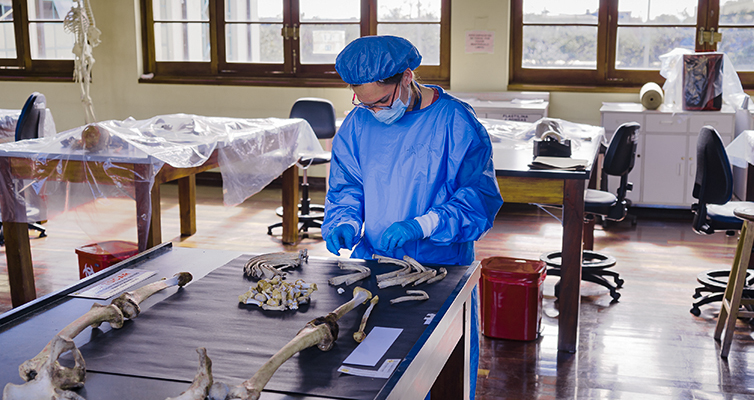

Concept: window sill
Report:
left=139, top=74, right=450, bottom=88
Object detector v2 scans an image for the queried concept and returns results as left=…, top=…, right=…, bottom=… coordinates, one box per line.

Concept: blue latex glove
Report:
left=381, top=219, right=424, bottom=251
left=326, top=224, right=357, bottom=256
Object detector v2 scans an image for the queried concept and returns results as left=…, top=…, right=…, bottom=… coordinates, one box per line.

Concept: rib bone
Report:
left=19, top=272, right=193, bottom=383
left=172, top=287, right=373, bottom=400
left=390, top=290, right=429, bottom=304
left=354, top=295, right=379, bottom=343
left=3, top=336, right=86, bottom=400
left=243, top=250, right=308, bottom=279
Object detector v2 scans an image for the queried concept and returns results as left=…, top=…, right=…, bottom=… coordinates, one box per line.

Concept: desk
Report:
left=0, top=115, right=322, bottom=308
left=487, top=118, right=604, bottom=353
left=0, top=244, right=478, bottom=400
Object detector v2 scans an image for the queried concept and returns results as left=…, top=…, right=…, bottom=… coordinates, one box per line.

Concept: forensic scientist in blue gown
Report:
left=321, top=35, right=504, bottom=399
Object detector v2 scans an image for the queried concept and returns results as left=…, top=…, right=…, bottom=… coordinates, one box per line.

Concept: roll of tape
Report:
left=640, top=82, right=663, bottom=110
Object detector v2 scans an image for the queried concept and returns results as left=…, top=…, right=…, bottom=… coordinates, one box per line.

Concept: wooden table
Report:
left=0, top=119, right=312, bottom=308
left=0, top=244, right=478, bottom=400
left=491, top=131, right=603, bottom=353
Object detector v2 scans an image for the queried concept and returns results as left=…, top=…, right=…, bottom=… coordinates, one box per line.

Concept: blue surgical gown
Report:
left=322, top=85, right=504, bottom=266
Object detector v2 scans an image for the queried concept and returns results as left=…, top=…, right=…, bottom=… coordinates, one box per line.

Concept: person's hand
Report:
left=326, top=224, right=357, bottom=256
left=381, top=219, right=423, bottom=251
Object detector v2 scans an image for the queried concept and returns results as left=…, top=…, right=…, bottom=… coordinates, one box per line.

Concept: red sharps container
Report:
left=480, top=257, right=546, bottom=340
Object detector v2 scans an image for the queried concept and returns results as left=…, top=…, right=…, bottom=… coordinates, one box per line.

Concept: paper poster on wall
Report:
left=466, top=31, right=494, bottom=54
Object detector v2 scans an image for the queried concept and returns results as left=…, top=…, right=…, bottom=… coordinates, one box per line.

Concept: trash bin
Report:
left=75, top=240, right=139, bottom=279
left=480, top=256, right=546, bottom=340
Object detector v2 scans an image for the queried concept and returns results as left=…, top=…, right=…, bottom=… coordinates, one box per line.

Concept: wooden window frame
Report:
left=0, top=0, right=73, bottom=81
left=139, top=0, right=450, bottom=88
left=510, top=0, right=754, bottom=90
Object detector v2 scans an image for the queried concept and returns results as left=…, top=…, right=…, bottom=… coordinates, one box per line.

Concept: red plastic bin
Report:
left=480, top=256, right=546, bottom=341
left=75, top=240, right=139, bottom=279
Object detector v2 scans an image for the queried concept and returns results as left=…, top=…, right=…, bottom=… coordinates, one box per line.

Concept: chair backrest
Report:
left=289, top=97, right=337, bottom=140
left=693, top=126, right=733, bottom=205
left=603, top=122, right=640, bottom=201
left=15, top=92, right=46, bottom=141
left=692, top=126, right=733, bottom=233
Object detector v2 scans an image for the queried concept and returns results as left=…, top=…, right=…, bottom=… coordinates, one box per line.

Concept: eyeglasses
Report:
left=351, top=83, right=400, bottom=111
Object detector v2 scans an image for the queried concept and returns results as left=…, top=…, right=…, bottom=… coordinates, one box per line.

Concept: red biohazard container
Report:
left=480, top=256, right=546, bottom=340
left=75, top=240, right=139, bottom=279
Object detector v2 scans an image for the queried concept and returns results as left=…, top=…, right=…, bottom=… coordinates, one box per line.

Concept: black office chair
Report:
left=0, top=92, right=49, bottom=245
left=267, top=98, right=337, bottom=238
left=689, top=126, right=754, bottom=316
left=541, top=122, right=641, bottom=302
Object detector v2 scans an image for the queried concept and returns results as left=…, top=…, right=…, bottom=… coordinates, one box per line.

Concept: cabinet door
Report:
left=642, top=134, right=688, bottom=205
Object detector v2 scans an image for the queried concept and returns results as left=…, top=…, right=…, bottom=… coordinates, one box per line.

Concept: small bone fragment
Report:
left=182, top=287, right=373, bottom=400
left=165, top=348, right=213, bottom=400
left=426, top=267, right=448, bottom=284
left=3, top=336, right=86, bottom=400
left=19, top=272, right=193, bottom=383
left=353, top=295, right=379, bottom=343
left=238, top=277, right=317, bottom=311
left=390, top=290, right=429, bottom=304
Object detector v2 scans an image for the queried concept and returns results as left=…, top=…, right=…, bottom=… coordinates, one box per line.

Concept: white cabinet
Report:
left=600, top=102, right=734, bottom=207
left=448, top=91, right=549, bottom=122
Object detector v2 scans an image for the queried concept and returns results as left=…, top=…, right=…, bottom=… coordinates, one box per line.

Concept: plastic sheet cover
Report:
left=0, top=114, right=321, bottom=245
left=659, top=48, right=747, bottom=112
left=481, top=117, right=606, bottom=150
left=0, top=108, right=57, bottom=142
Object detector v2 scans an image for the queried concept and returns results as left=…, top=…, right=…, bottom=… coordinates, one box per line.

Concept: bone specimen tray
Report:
left=0, top=245, right=476, bottom=400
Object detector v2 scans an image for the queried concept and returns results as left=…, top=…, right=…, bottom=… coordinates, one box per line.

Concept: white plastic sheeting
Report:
left=0, top=109, right=57, bottom=143
left=0, top=114, right=322, bottom=246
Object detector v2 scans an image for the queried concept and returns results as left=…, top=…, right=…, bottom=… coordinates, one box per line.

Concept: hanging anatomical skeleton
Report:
left=63, top=0, right=101, bottom=124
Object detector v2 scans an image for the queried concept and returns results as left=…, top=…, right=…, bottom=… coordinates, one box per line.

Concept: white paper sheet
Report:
left=342, top=326, right=403, bottom=367
left=338, top=359, right=401, bottom=379
left=71, top=269, right=157, bottom=299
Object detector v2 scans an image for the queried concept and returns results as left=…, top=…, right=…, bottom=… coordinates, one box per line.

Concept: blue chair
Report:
left=0, top=92, right=48, bottom=245
left=267, top=98, right=337, bottom=238
left=690, top=126, right=754, bottom=316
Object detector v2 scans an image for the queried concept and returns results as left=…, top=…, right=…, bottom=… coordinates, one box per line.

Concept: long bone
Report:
left=3, top=336, right=86, bottom=400
left=174, top=287, right=373, bottom=400
left=353, top=295, right=379, bottom=343
left=19, top=272, right=193, bottom=383
left=166, top=348, right=213, bottom=400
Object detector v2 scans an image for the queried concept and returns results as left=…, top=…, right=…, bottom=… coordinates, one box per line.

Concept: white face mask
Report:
left=371, top=84, right=410, bottom=125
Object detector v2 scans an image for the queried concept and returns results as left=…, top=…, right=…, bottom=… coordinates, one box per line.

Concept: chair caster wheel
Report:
left=616, top=278, right=624, bottom=288
left=690, top=307, right=701, bottom=316
left=610, top=292, right=621, bottom=302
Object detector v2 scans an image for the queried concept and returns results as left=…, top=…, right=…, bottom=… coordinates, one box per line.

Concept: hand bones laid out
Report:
left=10, top=272, right=193, bottom=399
left=238, top=276, right=317, bottom=311
left=328, top=260, right=371, bottom=286
left=243, top=250, right=308, bottom=280
left=170, top=287, right=373, bottom=400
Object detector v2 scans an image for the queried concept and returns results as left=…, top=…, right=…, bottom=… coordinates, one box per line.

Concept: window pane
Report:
left=29, top=22, right=73, bottom=59
left=378, top=0, right=440, bottom=22
left=153, top=0, right=208, bottom=21
left=523, top=0, right=598, bottom=24
left=154, top=22, right=209, bottom=61
left=226, top=23, right=282, bottom=63
left=618, top=0, right=697, bottom=24
left=300, top=24, right=359, bottom=64
left=377, top=24, right=440, bottom=65
left=0, top=2, right=15, bottom=59
left=27, top=0, right=67, bottom=20
left=720, top=0, right=754, bottom=24
left=719, top=28, right=754, bottom=71
left=300, top=0, right=359, bottom=22
left=616, top=27, right=694, bottom=69
left=226, top=0, right=282, bottom=22
left=522, top=25, right=596, bottom=68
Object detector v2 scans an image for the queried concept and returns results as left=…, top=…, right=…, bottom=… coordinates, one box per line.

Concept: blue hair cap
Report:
left=335, top=35, right=422, bottom=85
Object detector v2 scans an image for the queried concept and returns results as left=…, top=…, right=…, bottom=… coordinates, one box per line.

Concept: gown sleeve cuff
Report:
left=414, top=211, right=439, bottom=238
